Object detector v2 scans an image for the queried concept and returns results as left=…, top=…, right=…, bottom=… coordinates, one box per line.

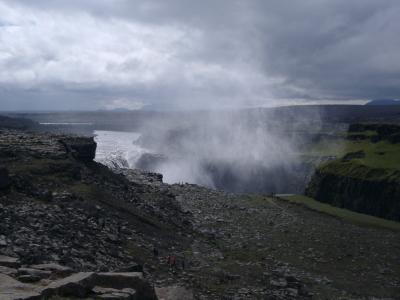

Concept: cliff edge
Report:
left=306, top=123, right=400, bottom=221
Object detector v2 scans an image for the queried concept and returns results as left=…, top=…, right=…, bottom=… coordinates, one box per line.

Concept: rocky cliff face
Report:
left=0, top=129, right=191, bottom=299
left=306, top=163, right=400, bottom=221
left=306, top=123, right=400, bottom=221
left=59, top=136, right=97, bottom=162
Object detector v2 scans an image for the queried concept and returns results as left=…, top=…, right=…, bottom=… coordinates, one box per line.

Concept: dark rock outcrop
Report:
left=42, top=272, right=97, bottom=298
left=306, top=166, right=400, bottom=221
left=60, top=137, right=97, bottom=162
left=306, top=123, right=400, bottom=221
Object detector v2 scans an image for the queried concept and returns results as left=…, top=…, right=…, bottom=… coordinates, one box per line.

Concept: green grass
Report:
left=279, top=195, right=400, bottom=231
left=303, top=128, right=400, bottom=184
left=341, top=140, right=400, bottom=170
left=307, top=139, right=400, bottom=169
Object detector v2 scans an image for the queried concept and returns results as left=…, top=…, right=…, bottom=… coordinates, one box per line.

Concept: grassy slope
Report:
left=308, top=137, right=400, bottom=169
left=279, top=195, right=400, bottom=231
left=305, top=127, right=400, bottom=183
left=342, top=139, right=400, bottom=170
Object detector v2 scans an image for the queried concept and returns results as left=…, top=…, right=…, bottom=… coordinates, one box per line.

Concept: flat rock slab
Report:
left=0, top=265, right=18, bottom=276
left=0, top=274, right=42, bottom=300
left=96, top=292, right=133, bottom=299
left=0, top=255, right=20, bottom=268
left=93, top=286, right=137, bottom=299
left=18, top=267, right=52, bottom=279
left=30, top=263, right=73, bottom=276
left=95, top=273, right=156, bottom=300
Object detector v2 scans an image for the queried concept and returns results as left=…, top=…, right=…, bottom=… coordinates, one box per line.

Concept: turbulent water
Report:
left=94, top=130, right=147, bottom=169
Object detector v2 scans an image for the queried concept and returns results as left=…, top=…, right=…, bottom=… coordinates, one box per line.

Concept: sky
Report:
left=0, top=0, right=399, bottom=111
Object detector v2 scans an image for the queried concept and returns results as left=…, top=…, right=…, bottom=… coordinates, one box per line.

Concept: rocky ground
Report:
left=165, top=185, right=400, bottom=299
left=0, top=128, right=399, bottom=299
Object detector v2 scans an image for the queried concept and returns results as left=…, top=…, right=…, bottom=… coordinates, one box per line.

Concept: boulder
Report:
left=41, top=272, right=96, bottom=298
left=18, top=274, right=41, bottom=283
left=95, top=272, right=157, bottom=300
left=0, top=167, right=10, bottom=190
left=0, top=274, right=42, bottom=300
left=60, top=137, right=97, bottom=162
left=0, top=255, right=21, bottom=268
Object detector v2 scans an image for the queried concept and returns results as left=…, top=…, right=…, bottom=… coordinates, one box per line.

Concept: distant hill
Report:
left=6, top=104, right=400, bottom=132
left=0, top=115, right=38, bottom=130
left=365, top=99, right=400, bottom=106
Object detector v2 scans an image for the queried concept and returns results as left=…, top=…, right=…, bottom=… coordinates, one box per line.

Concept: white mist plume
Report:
left=134, top=108, right=322, bottom=192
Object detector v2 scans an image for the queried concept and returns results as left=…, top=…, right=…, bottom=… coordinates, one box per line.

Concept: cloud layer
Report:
left=0, top=0, right=399, bottom=110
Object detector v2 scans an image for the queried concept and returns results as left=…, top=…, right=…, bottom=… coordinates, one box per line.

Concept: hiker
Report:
left=171, top=255, right=177, bottom=268
left=167, top=255, right=171, bottom=266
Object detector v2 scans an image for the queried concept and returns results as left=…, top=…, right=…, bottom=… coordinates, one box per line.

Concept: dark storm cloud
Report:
left=0, top=0, right=399, bottom=110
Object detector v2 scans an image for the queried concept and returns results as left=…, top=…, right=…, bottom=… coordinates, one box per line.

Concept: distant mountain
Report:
left=365, top=99, right=400, bottom=106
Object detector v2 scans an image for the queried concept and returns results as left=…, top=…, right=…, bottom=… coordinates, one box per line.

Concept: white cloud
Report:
left=0, top=0, right=399, bottom=110
left=102, top=98, right=145, bottom=110
left=0, top=1, right=274, bottom=109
